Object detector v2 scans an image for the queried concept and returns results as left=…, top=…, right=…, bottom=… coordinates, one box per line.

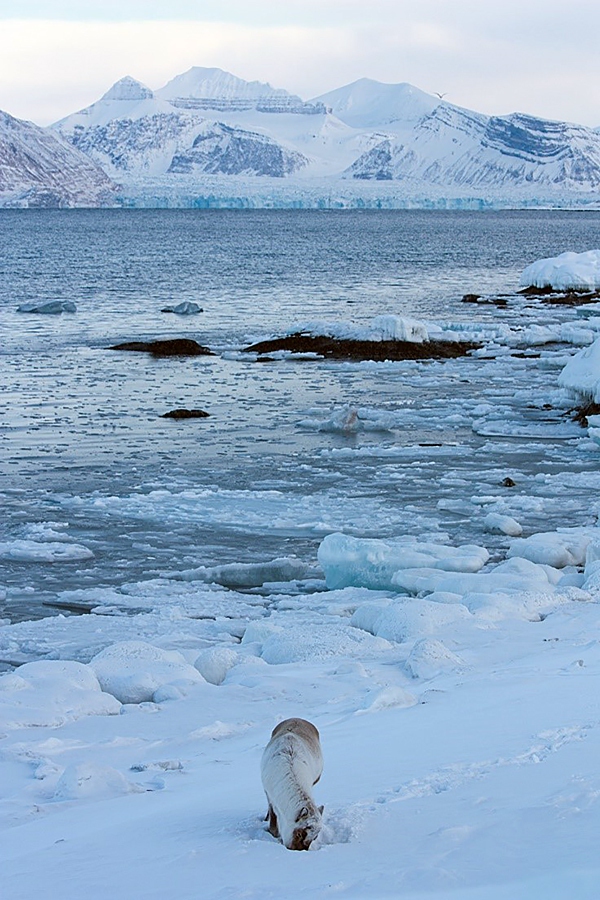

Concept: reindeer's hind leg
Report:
left=265, top=803, right=280, bottom=839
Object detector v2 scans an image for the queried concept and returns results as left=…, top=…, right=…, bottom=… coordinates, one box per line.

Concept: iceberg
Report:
left=318, top=533, right=489, bottom=592
left=17, top=300, right=77, bottom=314
left=160, top=300, right=203, bottom=315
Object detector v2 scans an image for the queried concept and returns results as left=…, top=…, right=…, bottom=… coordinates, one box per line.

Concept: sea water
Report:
left=1, top=209, right=599, bottom=623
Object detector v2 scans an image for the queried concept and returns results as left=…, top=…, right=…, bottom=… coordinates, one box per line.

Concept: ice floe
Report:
left=318, top=532, right=490, bottom=591
left=160, top=301, right=203, bottom=315
left=482, top=512, right=523, bottom=536
left=16, top=300, right=77, bottom=314
left=0, top=539, right=94, bottom=562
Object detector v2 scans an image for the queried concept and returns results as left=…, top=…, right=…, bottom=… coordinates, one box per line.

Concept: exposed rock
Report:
left=519, top=285, right=600, bottom=304
left=161, top=409, right=210, bottom=419
left=108, top=338, right=213, bottom=356
left=243, top=333, right=479, bottom=362
left=542, top=290, right=600, bottom=306
left=518, top=284, right=555, bottom=296
left=571, top=401, right=600, bottom=428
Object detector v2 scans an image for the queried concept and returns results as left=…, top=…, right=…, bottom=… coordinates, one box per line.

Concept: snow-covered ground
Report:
left=1, top=533, right=600, bottom=899
left=2, top=216, right=600, bottom=898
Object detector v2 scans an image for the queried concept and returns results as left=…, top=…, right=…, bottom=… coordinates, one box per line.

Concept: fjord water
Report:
left=1, top=209, right=599, bottom=623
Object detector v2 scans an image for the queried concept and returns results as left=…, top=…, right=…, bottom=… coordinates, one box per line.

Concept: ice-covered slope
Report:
left=313, top=78, right=439, bottom=130
left=0, top=109, right=117, bottom=207
left=348, top=104, right=600, bottom=191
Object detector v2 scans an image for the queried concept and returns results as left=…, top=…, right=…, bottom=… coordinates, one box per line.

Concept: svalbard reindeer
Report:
left=261, top=718, right=324, bottom=850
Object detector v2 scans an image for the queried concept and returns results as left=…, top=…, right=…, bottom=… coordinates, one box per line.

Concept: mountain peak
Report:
left=156, top=67, right=297, bottom=103
left=313, top=79, right=439, bottom=129
left=101, top=77, right=155, bottom=102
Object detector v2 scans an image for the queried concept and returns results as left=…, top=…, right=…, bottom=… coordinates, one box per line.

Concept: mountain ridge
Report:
left=2, top=68, right=600, bottom=208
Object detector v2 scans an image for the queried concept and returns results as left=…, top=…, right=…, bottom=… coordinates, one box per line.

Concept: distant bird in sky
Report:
left=434, top=92, right=448, bottom=99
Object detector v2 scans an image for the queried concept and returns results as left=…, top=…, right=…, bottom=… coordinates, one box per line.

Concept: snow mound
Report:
left=520, top=250, right=600, bottom=291
left=89, top=641, right=204, bottom=704
left=0, top=539, right=94, bottom=562
left=406, top=638, right=465, bottom=679
left=507, top=529, right=595, bottom=567
left=352, top=598, right=472, bottom=643
left=260, top=622, right=392, bottom=664
left=54, top=762, right=136, bottom=801
left=318, top=532, right=489, bottom=591
left=194, top=646, right=239, bottom=685
left=0, top=660, right=121, bottom=729
left=360, top=685, right=418, bottom=712
left=391, top=556, right=561, bottom=597
left=559, top=337, right=600, bottom=405
left=294, top=315, right=431, bottom=343
left=461, top=589, right=577, bottom=623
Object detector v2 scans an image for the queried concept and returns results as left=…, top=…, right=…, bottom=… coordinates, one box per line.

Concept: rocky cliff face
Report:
left=0, top=110, right=117, bottom=207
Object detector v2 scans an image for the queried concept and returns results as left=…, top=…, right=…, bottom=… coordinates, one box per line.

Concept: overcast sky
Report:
left=1, top=0, right=599, bottom=127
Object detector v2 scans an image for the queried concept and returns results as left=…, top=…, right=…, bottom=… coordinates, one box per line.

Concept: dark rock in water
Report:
left=17, top=300, right=77, bottom=314
left=518, top=284, right=555, bottom=295
left=161, top=408, right=210, bottom=419
left=501, top=477, right=516, bottom=487
left=542, top=290, right=600, bottom=306
left=243, top=333, right=479, bottom=362
left=161, top=301, right=204, bottom=315
left=109, top=338, right=213, bottom=356
left=519, top=285, right=600, bottom=305
left=571, top=401, right=600, bottom=428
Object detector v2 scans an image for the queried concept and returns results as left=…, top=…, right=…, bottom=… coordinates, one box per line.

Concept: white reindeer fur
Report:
left=261, top=718, right=323, bottom=850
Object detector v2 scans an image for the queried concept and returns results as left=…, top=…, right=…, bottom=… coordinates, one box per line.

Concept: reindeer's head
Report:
left=286, top=803, right=324, bottom=851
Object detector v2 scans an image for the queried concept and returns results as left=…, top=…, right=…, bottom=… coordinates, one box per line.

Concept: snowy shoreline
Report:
left=2, top=244, right=600, bottom=898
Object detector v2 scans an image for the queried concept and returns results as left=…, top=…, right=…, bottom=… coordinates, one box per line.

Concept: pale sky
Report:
left=1, top=0, right=599, bottom=128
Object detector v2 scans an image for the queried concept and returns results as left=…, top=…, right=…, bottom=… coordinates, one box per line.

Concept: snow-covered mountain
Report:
left=157, top=66, right=326, bottom=115
left=313, top=78, right=439, bottom=130
left=348, top=104, right=600, bottom=190
left=0, top=110, right=117, bottom=207
left=13, top=67, right=600, bottom=208
left=55, top=75, right=310, bottom=178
